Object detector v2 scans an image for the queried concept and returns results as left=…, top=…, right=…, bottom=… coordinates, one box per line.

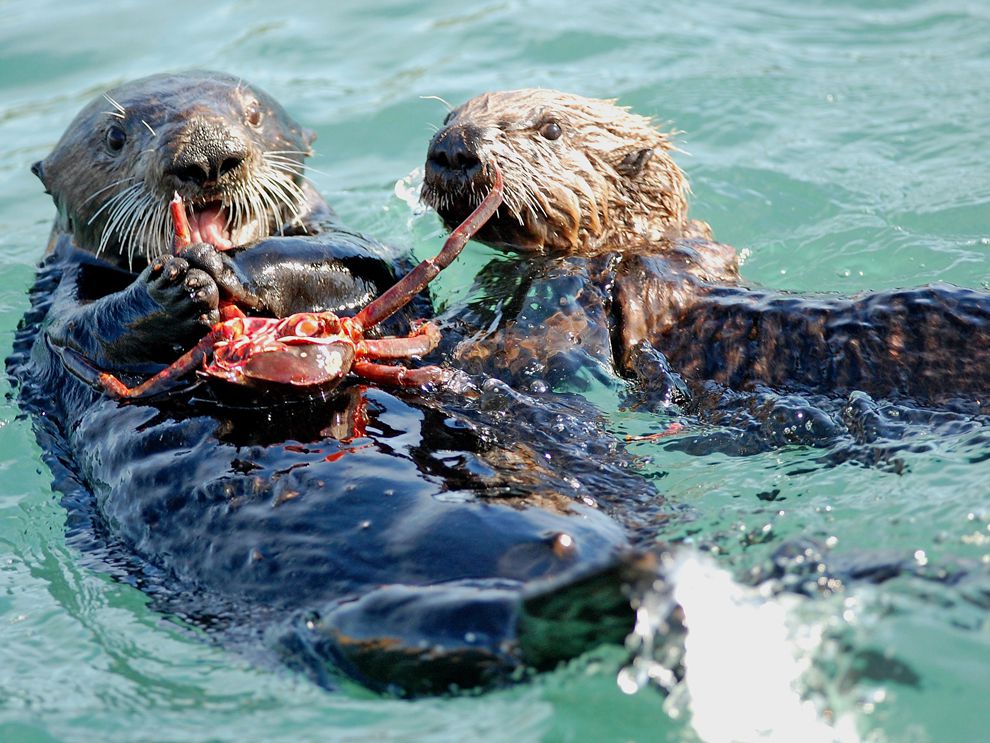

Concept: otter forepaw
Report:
left=177, top=242, right=263, bottom=309
left=177, top=242, right=225, bottom=272
left=146, top=253, right=221, bottom=327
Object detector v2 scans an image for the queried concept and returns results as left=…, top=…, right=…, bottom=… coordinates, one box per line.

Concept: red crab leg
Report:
left=351, top=360, right=449, bottom=388
left=171, top=192, right=193, bottom=251
left=360, top=322, right=441, bottom=359
left=99, top=330, right=222, bottom=399
left=352, top=163, right=504, bottom=332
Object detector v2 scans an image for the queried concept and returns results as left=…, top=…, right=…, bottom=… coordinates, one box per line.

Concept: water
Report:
left=2, top=1, right=989, bottom=740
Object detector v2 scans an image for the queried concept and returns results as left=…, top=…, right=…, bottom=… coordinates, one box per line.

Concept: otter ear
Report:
left=616, top=148, right=654, bottom=178
left=302, top=126, right=317, bottom=150
left=31, top=160, right=51, bottom=193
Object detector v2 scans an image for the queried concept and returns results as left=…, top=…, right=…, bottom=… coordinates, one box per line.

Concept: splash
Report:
left=619, top=551, right=860, bottom=743
left=394, top=167, right=429, bottom=216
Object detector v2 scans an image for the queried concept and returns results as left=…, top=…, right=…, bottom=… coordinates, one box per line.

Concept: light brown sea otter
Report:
left=421, top=89, right=990, bottom=408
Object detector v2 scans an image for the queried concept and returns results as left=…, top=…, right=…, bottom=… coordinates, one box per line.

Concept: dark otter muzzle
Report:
left=166, top=119, right=249, bottom=190
left=424, top=124, right=484, bottom=188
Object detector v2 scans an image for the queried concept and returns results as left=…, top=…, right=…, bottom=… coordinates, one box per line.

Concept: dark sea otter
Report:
left=10, top=73, right=670, bottom=694
left=421, top=89, right=990, bottom=413
left=31, top=70, right=414, bottom=371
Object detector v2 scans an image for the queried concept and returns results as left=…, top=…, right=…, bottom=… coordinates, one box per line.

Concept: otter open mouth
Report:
left=186, top=201, right=234, bottom=251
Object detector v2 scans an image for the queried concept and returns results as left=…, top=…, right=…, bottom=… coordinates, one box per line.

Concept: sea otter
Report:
left=31, top=70, right=412, bottom=372
left=12, top=73, right=675, bottom=694
left=421, top=89, right=990, bottom=410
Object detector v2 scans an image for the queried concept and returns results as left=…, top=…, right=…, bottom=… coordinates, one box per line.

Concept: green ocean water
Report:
left=1, top=1, right=989, bottom=741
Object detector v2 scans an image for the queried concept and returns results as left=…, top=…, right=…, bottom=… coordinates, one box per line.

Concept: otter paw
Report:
left=177, top=242, right=261, bottom=308
left=177, top=242, right=227, bottom=278
left=146, top=252, right=221, bottom=327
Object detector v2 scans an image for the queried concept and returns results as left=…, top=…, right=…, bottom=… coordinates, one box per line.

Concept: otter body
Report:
left=422, top=89, right=990, bottom=409
left=9, top=244, right=655, bottom=692
left=614, top=257, right=990, bottom=405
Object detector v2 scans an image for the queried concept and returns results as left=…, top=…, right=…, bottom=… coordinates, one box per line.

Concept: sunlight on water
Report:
left=2, top=0, right=990, bottom=740
left=619, top=551, right=859, bottom=743
left=674, top=554, right=849, bottom=743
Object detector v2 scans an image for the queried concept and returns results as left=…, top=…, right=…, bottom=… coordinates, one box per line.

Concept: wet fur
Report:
left=9, top=243, right=662, bottom=694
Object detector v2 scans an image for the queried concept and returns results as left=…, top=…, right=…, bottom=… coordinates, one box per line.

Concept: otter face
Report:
left=33, top=71, right=316, bottom=267
left=421, top=89, right=690, bottom=255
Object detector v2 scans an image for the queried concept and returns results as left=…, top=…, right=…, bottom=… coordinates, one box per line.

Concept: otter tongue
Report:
left=191, top=204, right=233, bottom=251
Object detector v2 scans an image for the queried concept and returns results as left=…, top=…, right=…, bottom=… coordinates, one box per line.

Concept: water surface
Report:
left=2, top=1, right=989, bottom=741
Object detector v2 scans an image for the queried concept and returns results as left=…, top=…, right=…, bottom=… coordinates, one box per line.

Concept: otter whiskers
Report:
left=87, top=154, right=310, bottom=266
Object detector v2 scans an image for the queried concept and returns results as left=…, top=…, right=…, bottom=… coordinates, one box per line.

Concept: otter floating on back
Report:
left=421, top=89, right=990, bottom=409
left=31, top=71, right=409, bottom=370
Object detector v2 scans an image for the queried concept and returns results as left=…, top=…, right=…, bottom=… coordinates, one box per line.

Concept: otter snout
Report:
left=166, top=119, right=249, bottom=190
left=425, top=124, right=484, bottom=187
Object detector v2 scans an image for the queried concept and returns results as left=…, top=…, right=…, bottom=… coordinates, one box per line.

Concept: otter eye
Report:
left=539, top=121, right=562, bottom=141
left=443, top=111, right=455, bottom=126
left=105, top=125, right=127, bottom=153
left=246, top=101, right=263, bottom=128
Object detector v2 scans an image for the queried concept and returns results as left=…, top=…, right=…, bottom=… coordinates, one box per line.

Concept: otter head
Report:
left=32, top=70, right=316, bottom=268
left=421, top=89, right=690, bottom=255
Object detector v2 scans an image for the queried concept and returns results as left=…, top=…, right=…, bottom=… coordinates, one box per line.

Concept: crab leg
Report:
left=360, top=322, right=441, bottom=359
left=171, top=192, right=193, bottom=251
left=353, top=163, right=504, bottom=332
left=99, top=330, right=222, bottom=399
left=351, top=360, right=449, bottom=388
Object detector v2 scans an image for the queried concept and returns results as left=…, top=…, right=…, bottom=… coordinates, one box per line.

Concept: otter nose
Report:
left=427, top=125, right=482, bottom=173
left=167, top=121, right=248, bottom=188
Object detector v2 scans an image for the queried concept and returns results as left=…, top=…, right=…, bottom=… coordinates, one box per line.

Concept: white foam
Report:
left=621, top=551, right=860, bottom=743
left=393, top=167, right=428, bottom=215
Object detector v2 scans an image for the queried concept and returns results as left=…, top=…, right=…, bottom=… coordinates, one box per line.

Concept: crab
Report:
left=87, top=164, right=503, bottom=399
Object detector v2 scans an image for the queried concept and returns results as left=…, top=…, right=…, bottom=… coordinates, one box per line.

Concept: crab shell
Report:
left=203, top=313, right=358, bottom=389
